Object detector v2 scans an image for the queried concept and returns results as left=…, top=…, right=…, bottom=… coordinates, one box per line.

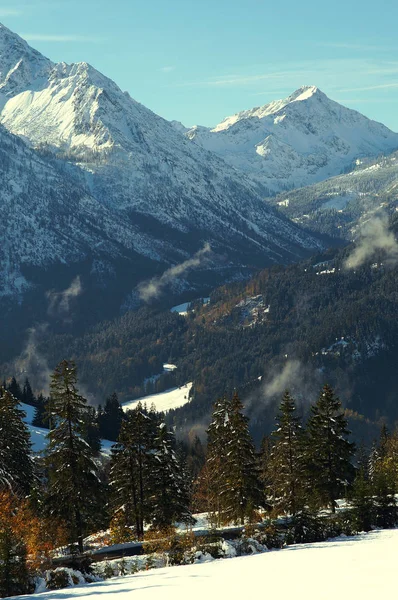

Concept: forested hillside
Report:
left=4, top=229, right=398, bottom=443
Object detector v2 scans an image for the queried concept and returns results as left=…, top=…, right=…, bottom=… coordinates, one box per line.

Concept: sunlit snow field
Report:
left=12, top=529, right=398, bottom=600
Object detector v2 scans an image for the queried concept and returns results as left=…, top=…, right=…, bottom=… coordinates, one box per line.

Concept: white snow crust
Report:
left=12, top=529, right=398, bottom=600
left=122, top=383, right=193, bottom=413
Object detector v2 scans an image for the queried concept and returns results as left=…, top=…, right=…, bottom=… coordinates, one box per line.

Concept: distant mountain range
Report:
left=2, top=22, right=398, bottom=373
left=0, top=23, right=324, bottom=316
left=185, top=86, right=398, bottom=194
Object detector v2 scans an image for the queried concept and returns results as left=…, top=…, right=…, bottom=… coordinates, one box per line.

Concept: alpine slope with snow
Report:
left=273, top=149, right=398, bottom=239
left=186, top=86, right=398, bottom=194
left=121, top=382, right=192, bottom=413
left=11, top=529, right=398, bottom=600
left=0, top=22, right=324, bottom=311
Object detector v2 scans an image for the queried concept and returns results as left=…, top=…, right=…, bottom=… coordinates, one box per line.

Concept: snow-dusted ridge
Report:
left=187, top=86, right=398, bottom=194
left=0, top=24, right=325, bottom=305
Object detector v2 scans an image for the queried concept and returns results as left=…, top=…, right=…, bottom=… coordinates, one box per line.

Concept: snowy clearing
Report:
left=14, top=529, right=398, bottom=599
left=21, top=403, right=114, bottom=455
left=121, top=383, right=193, bottom=413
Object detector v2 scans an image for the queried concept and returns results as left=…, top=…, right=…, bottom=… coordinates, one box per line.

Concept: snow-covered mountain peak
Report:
left=0, top=24, right=323, bottom=302
left=0, top=23, right=53, bottom=101
left=187, top=86, right=398, bottom=193
left=211, top=86, right=322, bottom=133
left=289, top=85, right=320, bottom=102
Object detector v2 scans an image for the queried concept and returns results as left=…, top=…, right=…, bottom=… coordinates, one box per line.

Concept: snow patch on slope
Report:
left=122, top=383, right=193, bottom=413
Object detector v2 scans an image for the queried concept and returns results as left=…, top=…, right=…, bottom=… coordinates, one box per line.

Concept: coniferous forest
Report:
left=1, top=360, right=398, bottom=597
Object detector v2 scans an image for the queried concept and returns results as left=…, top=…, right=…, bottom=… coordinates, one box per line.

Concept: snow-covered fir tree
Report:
left=109, top=403, right=159, bottom=539
left=306, top=384, right=355, bottom=512
left=205, top=395, right=232, bottom=526
left=45, top=360, right=101, bottom=553
left=221, top=392, right=261, bottom=524
left=368, top=426, right=397, bottom=527
left=205, top=393, right=260, bottom=525
left=268, top=391, right=305, bottom=517
left=0, top=387, right=33, bottom=496
left=150, top=421, right=194, bottom=529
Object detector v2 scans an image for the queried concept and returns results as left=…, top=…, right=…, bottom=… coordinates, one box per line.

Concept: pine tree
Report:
left=209, top=393, right=261, bottom=524
left=22, top=378, right=35, bottom=407
left=368, top=426, right=397, bottom=528
left=0, top=525, right=29, bottom=598
left=350, top=467, right=374, bottom=532
left=205, top=395, right=232, bottom=526
left=150, top=421, right=193, bottom=529
left=306, top=384, right=355, bottom=513
left=81, top=406, right=101, bottom=454
left=7, top=377, right=22, bottom=402
left=0, top=387, right=33, bottom=496
left=98, top=392, right=124, bottom=441
left=267, top=391, right=306, bottom=517
left=110, top=403, right=158, bottom=539
left=32, top=394, right=49, bottom=428
left=45, top=360, right=101, bottom=553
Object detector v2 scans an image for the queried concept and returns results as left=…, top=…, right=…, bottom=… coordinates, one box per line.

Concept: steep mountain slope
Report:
left=186, top=86, right=398, bottom=194
left=0, top=121, right=175, bottom=300
left=0, top=23, right=322, bottom=289
left=0, top=23, right=52, bottom=102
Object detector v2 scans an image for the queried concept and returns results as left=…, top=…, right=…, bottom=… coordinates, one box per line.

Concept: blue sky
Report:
left=2, top=0, right=398, bottom=129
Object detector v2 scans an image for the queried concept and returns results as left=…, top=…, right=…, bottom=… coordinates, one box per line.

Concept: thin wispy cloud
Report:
left=0, top=8, right=22, bottom=16
left=172, top=59, right=398, bottom=111
left=315, top=41, right=394, bottom=51
left=336, top=83, right=398, bottom=93
left=138, top=243, right=212, bottom=302
left=160, top=66, right=176, bottom=73
left=21, top=33, right=105, bottom=43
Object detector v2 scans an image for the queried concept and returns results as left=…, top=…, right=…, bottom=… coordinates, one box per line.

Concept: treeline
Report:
left=3, top=375, right=125, bottom=444
left=195, top=385, right=397, bottom=537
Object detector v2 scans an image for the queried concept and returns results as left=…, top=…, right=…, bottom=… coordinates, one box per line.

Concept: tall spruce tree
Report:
left=22, top=378, right=35, bottom=406
left=150, top=421, right=193, bottom=529
left=205, top=395, right=232, bottom=526
left=98, top=392, right=124, bottom=442
left=268, top=391, right=305, bottom=517
left=368, top=426, right=397, bottom=527
left=0, top=387, right=33, bottom=496
left=45, top=360, right=100, bottom=553
left=7, top=377, right=22, bottom=402
left=221, top=392, right=261, bottom=524
left=32, top=394, right=49, bottom=428
left=350, top=467, right=374, bottom=532
left=109, top=403, right=158, bottom=539
left=306, top=384, right=355, bottom=513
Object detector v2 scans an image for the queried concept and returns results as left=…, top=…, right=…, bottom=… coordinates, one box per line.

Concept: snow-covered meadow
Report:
left=121, top=383, right=192, bottom=413
left=11, top=529, right=398, bottom=600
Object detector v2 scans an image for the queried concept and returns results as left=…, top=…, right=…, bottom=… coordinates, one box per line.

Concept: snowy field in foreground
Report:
left=122, top=382, right=192, bottom=413
left=13, top=529, right=398, bottom=600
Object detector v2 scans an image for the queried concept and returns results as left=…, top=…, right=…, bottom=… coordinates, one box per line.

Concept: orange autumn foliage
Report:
left=0, top=490, right=69, bottom=572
